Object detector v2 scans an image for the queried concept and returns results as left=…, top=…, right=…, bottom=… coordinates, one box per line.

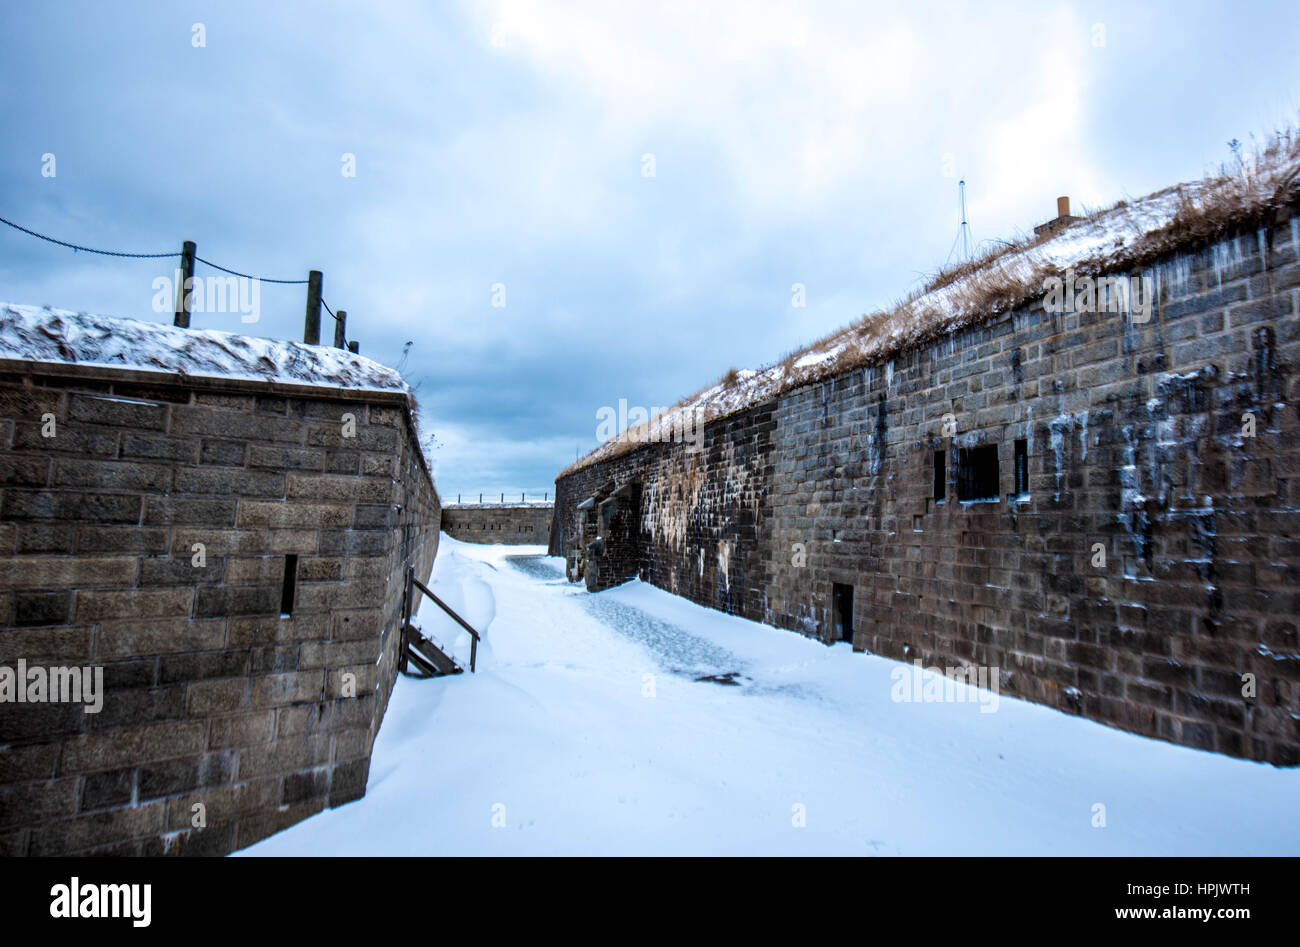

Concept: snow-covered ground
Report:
left=242, top=535, right=1300, bottom=856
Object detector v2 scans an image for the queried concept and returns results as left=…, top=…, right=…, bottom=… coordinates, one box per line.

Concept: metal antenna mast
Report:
left=958, top=179, right=972, bottom=262
left=944, top=178, right=975, bottom=268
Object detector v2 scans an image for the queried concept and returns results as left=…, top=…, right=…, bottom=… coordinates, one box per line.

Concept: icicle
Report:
left=1049, top=410, right=1072, bottom=501
left=1115, top=273, right=1131, bottom=318
left=1165, top=254, right=1190, bottom=299
left=1213, top=236, right=1244, bottom=286
left=1156, top=259, right=1173, bottom=304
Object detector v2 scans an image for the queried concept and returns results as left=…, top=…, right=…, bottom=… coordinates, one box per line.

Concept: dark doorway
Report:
left=583, top=481, right=646, bottom=592
left=832, top=582, right=854, bottom=644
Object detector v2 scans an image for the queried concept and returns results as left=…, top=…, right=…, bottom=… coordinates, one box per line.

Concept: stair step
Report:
left=402, top=624, right=463, bottom=677
left=403, top=648, right=441, bottom=678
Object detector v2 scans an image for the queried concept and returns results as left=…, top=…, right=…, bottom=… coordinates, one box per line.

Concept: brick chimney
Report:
left=1034, top=195, right=1080, bottom=238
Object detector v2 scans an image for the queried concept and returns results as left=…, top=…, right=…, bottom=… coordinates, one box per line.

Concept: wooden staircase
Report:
left=398, top=566, right=481, bottom=678
left=401, top=624, right=463, bottom=678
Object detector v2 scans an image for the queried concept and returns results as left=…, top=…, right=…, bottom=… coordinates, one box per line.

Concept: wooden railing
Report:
left=400, top=566, right=480, bottom=674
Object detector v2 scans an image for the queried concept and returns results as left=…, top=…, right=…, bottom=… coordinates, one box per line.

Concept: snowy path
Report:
left=242, top=536, right=1300, bottom=856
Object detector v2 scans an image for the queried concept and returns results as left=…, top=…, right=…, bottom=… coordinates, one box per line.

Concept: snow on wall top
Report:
left=0, top=303, right=410, bottom=396
left=563, top=134, right=1300, bottom=478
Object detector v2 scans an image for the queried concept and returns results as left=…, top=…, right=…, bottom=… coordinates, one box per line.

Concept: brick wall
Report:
left=440, top=504, right=552, bottom=545
left=0, top=366, right=439, bottom=854
left=554, top=209, right=1300, bottom=764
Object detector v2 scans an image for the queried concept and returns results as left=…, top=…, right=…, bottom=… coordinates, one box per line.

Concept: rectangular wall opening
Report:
left=956, top=444, right=1000, bottom=501
left=1014, top=438, right=1029, bottom=495
left=280, top=554, right=298, bottom=617
left=934, top=449, right=946, bottom=501
left=832, top=582, right=854, bottom=644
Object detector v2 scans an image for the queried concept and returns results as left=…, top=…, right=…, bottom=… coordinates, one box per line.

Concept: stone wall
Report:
left=0, top=364, right=439, bottom=854
left=551, top=407, right=775, bottom=610
left=553, top=210, right=1300, bottom=765
left=441, top=504, right=551, bottom=545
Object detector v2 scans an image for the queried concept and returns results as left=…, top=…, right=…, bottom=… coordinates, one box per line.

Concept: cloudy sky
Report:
left=2, top=1, right=1297, bottom=499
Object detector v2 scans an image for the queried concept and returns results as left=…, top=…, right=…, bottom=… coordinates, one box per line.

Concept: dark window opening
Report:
left=832, top=583, right=854, bottom=644
left=956, top=444, right=1000, bottom=501
left=280, top=554, right=298, bottom=617
left=1014, top=438, right=1029, bottom=495
left=934, top=449, right=946, bottom=501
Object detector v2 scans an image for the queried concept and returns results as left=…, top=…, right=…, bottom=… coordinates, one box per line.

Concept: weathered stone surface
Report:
left=0, top=370, right=439, bottom=855
left=554, top=215, right=1300, bottom=765
left=441, top=504, right=552, bottom=545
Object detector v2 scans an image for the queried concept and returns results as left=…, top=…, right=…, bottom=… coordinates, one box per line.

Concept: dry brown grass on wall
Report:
left=563, top=125, right=1300, bottom=478
left=803, top=129, right=1300, bottom=389
left=1132, top=131, right=1300, bottom=264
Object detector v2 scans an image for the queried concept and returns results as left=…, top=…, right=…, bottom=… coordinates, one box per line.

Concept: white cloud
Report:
left=424, top=416, right=580, bottom=494
left=472, top=0, right=1108, bottom=222
left=8, top=0, right=1288, bottom=495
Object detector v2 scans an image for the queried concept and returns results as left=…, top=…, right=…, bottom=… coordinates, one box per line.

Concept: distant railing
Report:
left=449, top=492, right=551, bottom=505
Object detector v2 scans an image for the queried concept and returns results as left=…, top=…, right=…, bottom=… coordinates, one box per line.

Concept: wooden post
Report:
left=333, top=309, right=347, bottom=349
left=347, top=340, right=359, bottom=354
left=173, top=241, right=196, bottom=327
left=398, top=567, right=410, bottom=674
left=304, top=270, right=323, bottom=344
